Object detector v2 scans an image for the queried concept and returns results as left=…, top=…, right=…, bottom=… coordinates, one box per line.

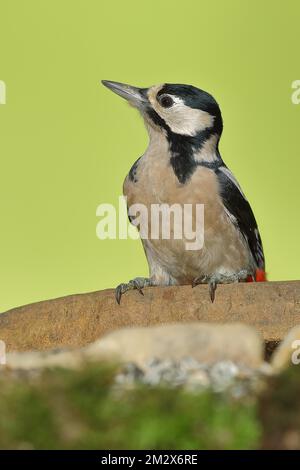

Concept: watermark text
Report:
left=0, top=80, right=6, bottom=105
left=291, top=80, right=300, bottom=105
left=96, top=196, right=204, bottom=251
left=291, top=339, right=300, bottom=365
left=0, top=340, right=6, bottom=365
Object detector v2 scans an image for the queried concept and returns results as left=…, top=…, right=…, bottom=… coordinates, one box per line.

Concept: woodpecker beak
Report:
left=102, top=80, right=148, bottom=109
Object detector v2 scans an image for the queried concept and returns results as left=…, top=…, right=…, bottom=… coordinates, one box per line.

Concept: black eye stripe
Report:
left=158, top=94, right=174, bottom=108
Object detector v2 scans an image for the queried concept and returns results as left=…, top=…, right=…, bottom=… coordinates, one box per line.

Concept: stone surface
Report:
left=84, top=322, right=264, bottom=369
left=5, top=349, right=83, bottom=371
left=114, top=357, right=269, bottom=395
left=2, top=322, right=267, bottom=398
left=0, top=281, right=300, bottom=353
left=3, top=322, right=264, bottom=372
left=271, top=325, right=300, bottom=371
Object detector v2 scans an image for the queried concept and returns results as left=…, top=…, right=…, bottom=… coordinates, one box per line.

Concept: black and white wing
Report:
left=216, top=166, right=265, bottom=270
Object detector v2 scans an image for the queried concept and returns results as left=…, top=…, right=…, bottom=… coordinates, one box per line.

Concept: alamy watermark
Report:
left=291, top=80, right=300, bottom=105
left=96, top=196, right=204, bottom=250
left=0, top=340, right=6, bottom=365
left=0, top=80, right=6, bottom=105
left=291, top=339, right=300, bottom=365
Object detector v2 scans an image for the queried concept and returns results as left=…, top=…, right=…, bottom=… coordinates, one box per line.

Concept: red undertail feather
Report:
left=246, top=269, right=267, bottom=282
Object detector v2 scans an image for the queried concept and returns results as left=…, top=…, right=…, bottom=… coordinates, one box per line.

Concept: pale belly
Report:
left=124, top=161, right=252, bottom=285
left=142, top=225, right=250, bottom=285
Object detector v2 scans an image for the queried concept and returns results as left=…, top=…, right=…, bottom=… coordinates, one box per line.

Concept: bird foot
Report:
left=192, top=270, right=248, bottom=303
left=115, top=277, right=152, bottom=304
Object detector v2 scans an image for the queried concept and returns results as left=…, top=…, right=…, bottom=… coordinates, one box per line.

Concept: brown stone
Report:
left=0, top=281, right=300, bottom=353
left=5, top=322, right=263, bottom=370
left=84, top=322, right=264, bottom=369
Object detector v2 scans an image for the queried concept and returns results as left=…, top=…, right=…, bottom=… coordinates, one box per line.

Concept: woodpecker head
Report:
left=102, top=81, right=223, bottom=183
left=102, top=80, right=222, bottom=138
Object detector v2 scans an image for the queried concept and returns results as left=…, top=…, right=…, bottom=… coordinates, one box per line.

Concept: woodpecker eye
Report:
left=158, top=94, right=174, bottom=108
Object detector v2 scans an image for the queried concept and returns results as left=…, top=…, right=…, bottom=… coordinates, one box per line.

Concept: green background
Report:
left=0, top=0, right=299, bottom=312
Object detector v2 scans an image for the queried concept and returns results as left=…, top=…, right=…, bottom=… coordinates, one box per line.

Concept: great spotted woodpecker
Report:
left=102, top=81, right=266, bottom=303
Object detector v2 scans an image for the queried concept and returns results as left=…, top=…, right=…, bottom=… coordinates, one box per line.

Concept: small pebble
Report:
left=114, top=356, right=267, bottom=395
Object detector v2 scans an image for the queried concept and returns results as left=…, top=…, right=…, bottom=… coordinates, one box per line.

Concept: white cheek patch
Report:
left=160, top=99, right=214, bottom=136
left=148, top=88, right=214, bottom=136
left=193, top=134, right=219, bottom=163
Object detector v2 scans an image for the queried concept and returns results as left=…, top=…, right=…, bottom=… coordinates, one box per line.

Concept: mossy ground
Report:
left=0, top=363, right=298, bottom=450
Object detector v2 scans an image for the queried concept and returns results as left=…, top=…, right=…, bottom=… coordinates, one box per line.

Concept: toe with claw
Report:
left=192, top=270, right=249, bottom=303
left=115, top=277, right=152, bottom=304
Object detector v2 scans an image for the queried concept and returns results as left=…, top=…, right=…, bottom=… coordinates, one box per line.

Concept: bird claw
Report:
left=115, top=277, right=151, bottom=304
left=115, top=283, right=127, bottom=305
left=192, top=275, right=207, bottom=288
left=192, top=270, right=249, bottom=303
left=132, top=279, right=145, bottom=296
left=192, top=277, right=217, bottom=302
left=209, top=281, right=217, bottom=303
